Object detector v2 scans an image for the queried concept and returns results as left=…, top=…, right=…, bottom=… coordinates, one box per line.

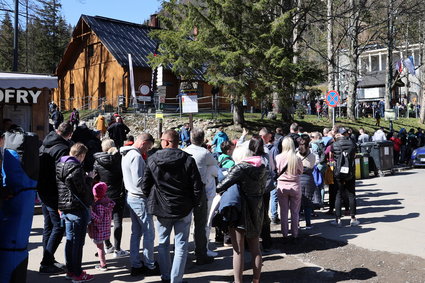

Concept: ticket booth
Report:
left=0, top=73, right=57, bottom=139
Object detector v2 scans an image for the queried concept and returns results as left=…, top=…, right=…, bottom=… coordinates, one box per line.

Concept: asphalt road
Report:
left=25, top=168, right=425, bottom=282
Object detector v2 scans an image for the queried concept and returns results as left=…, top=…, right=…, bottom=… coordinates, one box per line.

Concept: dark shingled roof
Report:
left=82, top=15, right=158, bottom=68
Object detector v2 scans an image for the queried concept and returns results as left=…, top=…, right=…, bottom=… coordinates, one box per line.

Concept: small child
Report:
left=89, top=182, right=115, bottom=271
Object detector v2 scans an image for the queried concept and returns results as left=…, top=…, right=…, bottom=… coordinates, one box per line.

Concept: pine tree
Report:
left=32, top=0, right=71, bottom=74
left=150, top=0, right=323, bottom=124
left=0, top=13, right=14, bottom=72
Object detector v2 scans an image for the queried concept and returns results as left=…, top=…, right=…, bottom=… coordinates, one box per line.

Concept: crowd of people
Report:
left=33, top=104, right=377, bottom=283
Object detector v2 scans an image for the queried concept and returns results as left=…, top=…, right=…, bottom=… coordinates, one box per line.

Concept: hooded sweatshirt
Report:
left=120, top=146, right=146, bottom=198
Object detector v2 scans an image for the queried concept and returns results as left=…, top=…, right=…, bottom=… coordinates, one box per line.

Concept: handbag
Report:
left=324, top=165, right=334, bottom=185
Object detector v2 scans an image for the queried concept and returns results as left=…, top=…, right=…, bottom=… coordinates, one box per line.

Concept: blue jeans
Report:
left=63, top=209, right=89, bottom=276
left=126, top=195, right=155, bottom=269
left=41, top=204, right=65, bottom=266
left=269, top=188, right=279, bottom=220
left=156, top=212, right=192, bottom=283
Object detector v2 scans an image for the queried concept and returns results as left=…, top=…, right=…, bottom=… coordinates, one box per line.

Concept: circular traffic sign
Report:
left=139, top=85, right=150, bottom=95
left=326, top=90, right=340, bottom=108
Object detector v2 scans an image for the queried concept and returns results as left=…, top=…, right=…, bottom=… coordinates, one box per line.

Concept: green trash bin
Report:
left=360, top=153, right=369, bottom=179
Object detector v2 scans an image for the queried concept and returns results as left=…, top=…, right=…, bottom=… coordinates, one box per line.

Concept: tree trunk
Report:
left=233, top=101, right=245, bottom=125
left=327, top=0, right=335, bottom=121
left=346, top=0, right=358, bottom=121
left=385, top=0, right=394, bottom=110
left=419, top=21, right=425, bottom=124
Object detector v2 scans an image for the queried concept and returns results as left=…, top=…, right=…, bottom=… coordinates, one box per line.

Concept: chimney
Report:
left=149, top=14, right=159, bottom=28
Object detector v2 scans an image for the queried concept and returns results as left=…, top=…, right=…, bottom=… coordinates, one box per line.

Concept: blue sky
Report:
left=61, top=0, right=162, bottom=25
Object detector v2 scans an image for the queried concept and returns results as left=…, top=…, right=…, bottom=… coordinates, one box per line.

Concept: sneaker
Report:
left=53, top=261, right=67, bottom=270
left=65, top=272, right=74, bottom=280
left=39, top=264, right=65, bottom=275
left=196, top=256, right=214, bottom=265
left=95, top=265, right=108, bottom=271
left=143, top=262, right=161, bottom=276
left=350, top=219, right=360, bottom=226
left=105, top=246, right=115, bottom=254
left=72, top=271, right=94, bottom=283
left=223, top=237, right=232, bottom=247
left=114, top=249, right=130, bottom=258
left=271, top=217, right=280, bottom=225
left=331, top=220, right=342, bottom=227
left=305, top=225, right=313, bottom=230
left=207, top=249, right=218, bottom=257
left=130, top=266, right=144, bottom=277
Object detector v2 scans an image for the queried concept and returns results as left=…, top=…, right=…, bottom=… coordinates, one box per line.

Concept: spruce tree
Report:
left=0, top=13, right=14, bottom=72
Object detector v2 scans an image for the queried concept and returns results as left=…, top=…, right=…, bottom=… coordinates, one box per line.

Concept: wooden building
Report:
left=0, top=72, right=57, bottom=139
left=54, top=15, right=234, bottom=112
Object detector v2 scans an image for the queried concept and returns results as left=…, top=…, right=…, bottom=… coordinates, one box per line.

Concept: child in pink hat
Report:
left=89, top=182, right=115, bottom=271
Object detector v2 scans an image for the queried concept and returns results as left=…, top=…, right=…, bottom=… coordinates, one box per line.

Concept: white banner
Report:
left=128, top=54, right=137, bottom=107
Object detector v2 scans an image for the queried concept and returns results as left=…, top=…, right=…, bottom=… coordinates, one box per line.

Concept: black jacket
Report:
left=107, top=123, right=130, bottom=148
left=72, top=125, right=102, bottom=172
left=37, top=131, right=71, bottom=208
left=57, top=156, right=93, bottom=212
left=142, top=148, right=204, bottom=219
left=216, top=161, right=267, bottom=238
left=93, top=151, right=124, bottom=200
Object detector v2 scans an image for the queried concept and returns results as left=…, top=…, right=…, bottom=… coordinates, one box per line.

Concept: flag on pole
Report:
left=395, top=59, right=403, bottom=73
left=403, top=57, right=415, bottom=75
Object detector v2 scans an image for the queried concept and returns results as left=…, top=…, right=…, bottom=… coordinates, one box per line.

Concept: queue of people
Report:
left=20, top=114, right=419, bottom=283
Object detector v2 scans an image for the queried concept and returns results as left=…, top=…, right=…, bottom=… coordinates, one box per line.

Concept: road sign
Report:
left=139, top=85, right=150, bottom=95
left=326, top=90, right=340, bottom=108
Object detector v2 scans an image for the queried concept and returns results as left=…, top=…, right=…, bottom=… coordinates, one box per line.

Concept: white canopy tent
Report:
left=0, top=72, right=57, bottom=89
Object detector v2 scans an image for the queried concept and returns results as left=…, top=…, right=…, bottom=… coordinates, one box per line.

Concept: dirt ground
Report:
left=258, top=229, right=425, bottom=283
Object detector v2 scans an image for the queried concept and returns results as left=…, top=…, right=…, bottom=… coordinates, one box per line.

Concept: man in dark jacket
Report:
left=142, top=129, right=204, bottom=283
left=107, top=116, right=130, bottom=148
left=38, top=122, right=73, bottom=274
left=331, top=127, right=359, bottom=227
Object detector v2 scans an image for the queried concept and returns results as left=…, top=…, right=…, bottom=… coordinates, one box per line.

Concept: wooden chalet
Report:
left=54, top=15, right=230, bottom=112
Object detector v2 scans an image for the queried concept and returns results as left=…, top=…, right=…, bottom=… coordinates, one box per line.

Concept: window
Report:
left=88, top=45, right=94, bottom=58
left=70, top=83, right=74, bottom=98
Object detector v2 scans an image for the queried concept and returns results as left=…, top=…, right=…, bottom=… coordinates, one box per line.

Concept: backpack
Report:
left=3, top=128, right=39, bottom=193
left=315, top=141, right=326, bottom=164
left=36, top=144, right=61, bottom=193
left=334, top=150, right=354, bottom=180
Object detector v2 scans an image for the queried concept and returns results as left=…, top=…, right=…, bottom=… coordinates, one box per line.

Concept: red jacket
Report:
left=390, top=137, right=402, bottom=152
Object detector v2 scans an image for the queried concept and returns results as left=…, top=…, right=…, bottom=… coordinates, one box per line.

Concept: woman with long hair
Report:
left=216, top=137, right=268, bottom=283
left=275, top=137, right=303, bottom=239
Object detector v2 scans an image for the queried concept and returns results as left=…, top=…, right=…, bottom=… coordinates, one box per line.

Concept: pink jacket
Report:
left=275, top=153, right=303, bottom=191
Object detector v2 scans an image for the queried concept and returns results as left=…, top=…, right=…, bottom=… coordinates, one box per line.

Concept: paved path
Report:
left=26, top=169, right=425, bottom=282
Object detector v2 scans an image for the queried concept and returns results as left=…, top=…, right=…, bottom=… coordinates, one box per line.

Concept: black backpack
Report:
left=3, top=128, right=40, bottom=182
left=335, top=149, right=354, bottom=180
left=36, top=144, right=61, bottom=193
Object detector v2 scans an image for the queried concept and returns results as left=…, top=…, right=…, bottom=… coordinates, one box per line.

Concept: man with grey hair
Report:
left=121, top=133, right=159, bottom=276
left=184, top=128, right=217, bottom=262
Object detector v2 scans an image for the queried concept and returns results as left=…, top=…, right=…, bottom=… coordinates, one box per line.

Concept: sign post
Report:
left=326, top=90, right=340, bottom=127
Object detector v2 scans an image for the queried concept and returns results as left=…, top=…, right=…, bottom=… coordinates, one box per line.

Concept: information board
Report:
left=182, top=95, right=198, bottom=113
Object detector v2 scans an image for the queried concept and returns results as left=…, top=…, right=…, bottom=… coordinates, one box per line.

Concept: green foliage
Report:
left=0, top=13, right=13, bottom=71
left=0, top=0, right=71, bottom=74
left=150, top=0, right=323, bottom=124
